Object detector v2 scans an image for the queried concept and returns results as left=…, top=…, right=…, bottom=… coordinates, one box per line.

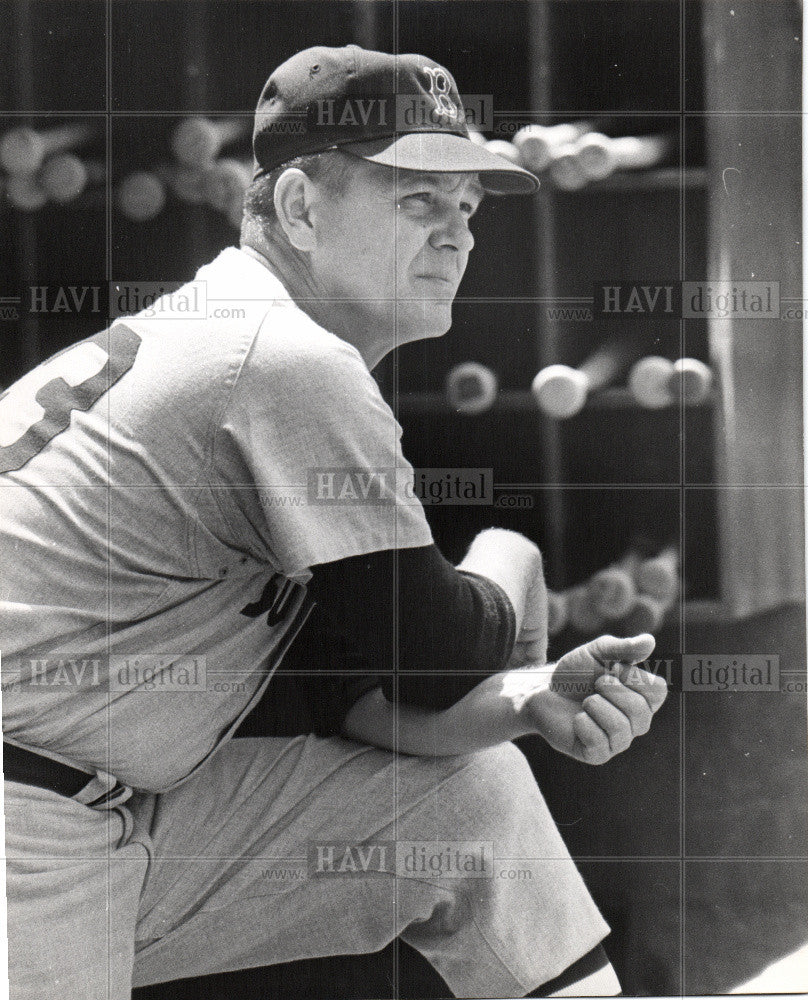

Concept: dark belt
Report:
left=3, top=741, right=124, bottom=807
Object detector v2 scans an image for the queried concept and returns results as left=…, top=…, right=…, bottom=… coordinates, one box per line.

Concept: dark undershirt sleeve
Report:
left=300, top=543, right=516, bottom=735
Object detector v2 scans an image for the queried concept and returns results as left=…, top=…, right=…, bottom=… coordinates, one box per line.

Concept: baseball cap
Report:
left=252, top=45, right=538, bottom=194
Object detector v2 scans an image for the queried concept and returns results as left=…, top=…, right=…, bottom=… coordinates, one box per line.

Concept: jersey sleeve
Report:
left=241, top=546, right=517, bottom=738
left=306, top=544, right=517, bottom=718
left=214, top=317, right=433, bottom=576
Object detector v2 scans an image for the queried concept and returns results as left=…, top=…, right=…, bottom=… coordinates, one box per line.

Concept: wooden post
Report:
left=528, top=0, right=567, bottom=583
left=702, top=1, right=804, bottom=615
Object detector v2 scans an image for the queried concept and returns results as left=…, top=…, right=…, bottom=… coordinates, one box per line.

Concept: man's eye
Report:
left=460, top=201, right=477, bottom=217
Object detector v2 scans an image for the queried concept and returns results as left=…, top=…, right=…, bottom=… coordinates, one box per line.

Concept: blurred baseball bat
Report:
left=154, top=161, right=208, bottom=204
left=668, top=358, right=713, bottom=405
left=484, top=139, right=523, bottom=166
left=445, top=362, right=498, bottom=415
left=201, top=157, right=252, bottom=223
left=171, top=116, right=248, bottom=167
left=576, top=133, right=671, bottom=182
left=635, top=546, right=679, bottom=602
left=38, top=154, right=105, bottom=204
left=586, top=552, right=641, bottom=619
left=628, top=355, right=713, bottom=408
left=628, top=355, right=676, bottom=408
left=547, top=142, right=588, bottom=191
left=620, top=592, right=675, bottom=635
left=6, top=173, right=48, bottom=211
left=116, top=171, right=166, bottom=222
left=513, top=121, right=592, bottom=173
left=0, top=122, right=94, bottom=175
left=532, top=335, right=641, bottom=419
left=566, top=586, right=606, bottom=634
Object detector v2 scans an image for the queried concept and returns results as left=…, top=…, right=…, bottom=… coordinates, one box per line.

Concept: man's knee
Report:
left=450, top=741, right=537, bottom=807
left=405, top=741, right=544, bottom=845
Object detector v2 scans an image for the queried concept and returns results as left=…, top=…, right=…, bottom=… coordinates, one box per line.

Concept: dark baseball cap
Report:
left=252, top=45, right=538, bottom=194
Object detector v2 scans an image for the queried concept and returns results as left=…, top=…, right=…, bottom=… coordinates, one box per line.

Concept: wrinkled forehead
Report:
left=402, top=170, right=485, bottom=197
left=357, top=160, right=485, bottom=198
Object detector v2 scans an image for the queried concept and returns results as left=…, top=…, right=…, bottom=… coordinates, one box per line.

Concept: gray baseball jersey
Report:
left=1, top=247, right=432, bottom=791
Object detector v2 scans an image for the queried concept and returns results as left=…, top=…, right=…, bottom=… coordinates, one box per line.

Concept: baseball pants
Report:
left=4, top=735, right=610, bottom=999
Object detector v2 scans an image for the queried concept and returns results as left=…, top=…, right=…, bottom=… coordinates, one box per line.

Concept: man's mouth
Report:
left=416, top=275, right=454, bottom=285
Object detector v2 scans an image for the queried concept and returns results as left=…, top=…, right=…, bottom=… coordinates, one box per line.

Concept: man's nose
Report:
left=429, top=211, right=475, bottom=256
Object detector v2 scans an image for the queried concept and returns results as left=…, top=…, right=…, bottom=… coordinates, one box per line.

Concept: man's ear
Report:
left=273, top=168, right=317, bottom=252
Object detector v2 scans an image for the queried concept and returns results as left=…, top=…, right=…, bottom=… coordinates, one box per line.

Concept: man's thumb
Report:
left=589, top=632, right=656, bottom=667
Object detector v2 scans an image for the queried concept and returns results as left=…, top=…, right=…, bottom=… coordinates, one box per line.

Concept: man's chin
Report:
left=395, top=305, right=453, bottom=343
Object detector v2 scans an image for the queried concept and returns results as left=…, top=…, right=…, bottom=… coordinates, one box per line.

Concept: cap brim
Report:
left=339, top=131, right=539, bottom=194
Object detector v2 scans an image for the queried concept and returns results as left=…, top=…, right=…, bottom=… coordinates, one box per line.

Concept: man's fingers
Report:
left=593, top=674, right=653, bottom=735
left=572, top=711, right=612, bottom=765
left=586, top=632, right=668, bottom=712
left=589, top=632, right=656, bottom=668
left=581, top=693, right=633, bottom=753
left=614, top=663, right=669, bottom=712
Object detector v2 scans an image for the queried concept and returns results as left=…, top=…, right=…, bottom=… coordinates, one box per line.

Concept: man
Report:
left=1, top=45, right=667, bottom=999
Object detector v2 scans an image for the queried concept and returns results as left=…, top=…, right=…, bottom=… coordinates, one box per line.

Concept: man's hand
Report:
left=345, top=630, right=666, bottom=762
left=516, top=633, right=668, bottom=764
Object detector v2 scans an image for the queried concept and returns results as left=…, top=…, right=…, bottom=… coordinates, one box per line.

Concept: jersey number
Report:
left=241, top=576, right=311, bottom=627
left=0, top=325, right=141, bottom=474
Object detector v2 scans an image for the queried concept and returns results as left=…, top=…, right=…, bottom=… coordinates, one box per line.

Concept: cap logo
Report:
left=423, top=67, right=459, bottom=120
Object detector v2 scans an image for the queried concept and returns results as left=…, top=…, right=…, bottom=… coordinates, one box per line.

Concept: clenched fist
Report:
left=508, top=633, right=668, bottom=764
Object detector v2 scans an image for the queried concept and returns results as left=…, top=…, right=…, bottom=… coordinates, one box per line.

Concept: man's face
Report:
left=308, top=158, right=484, bottom=344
